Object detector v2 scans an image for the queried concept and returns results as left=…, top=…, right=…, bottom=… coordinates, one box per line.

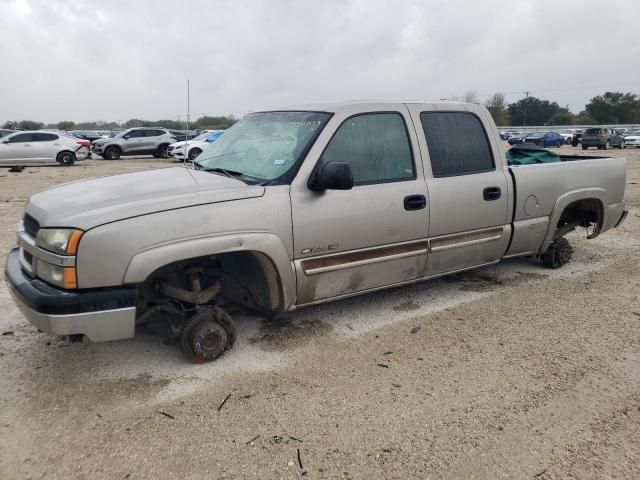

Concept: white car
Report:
left=168, top=130, right=224, bottom=161
left=558, top=130, right=577, bottom=144
left=0, top=130, right=89, bottom=166
left=623, top=130, right=640, bottom=148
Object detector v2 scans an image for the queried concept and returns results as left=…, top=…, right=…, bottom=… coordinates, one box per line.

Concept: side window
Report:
left=127, top=130, right=143, bottom=138
left=33, top=133, right=58, bottom=142
left=148, top=129, right=165, bottom=137
left=320, top=113, right=415, bottom=184
left=420, top=112, right=494, bottom=177
left=8, top=133, right=33, bottom=143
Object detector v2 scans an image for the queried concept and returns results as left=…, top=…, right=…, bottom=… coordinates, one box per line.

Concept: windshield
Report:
left=584, top=128, right=601, bottom=134
left=195, top=111, right=331, bottom=182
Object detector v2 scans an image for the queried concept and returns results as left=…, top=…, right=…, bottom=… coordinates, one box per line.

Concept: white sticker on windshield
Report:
left=273, top=158, right=287, bottom=165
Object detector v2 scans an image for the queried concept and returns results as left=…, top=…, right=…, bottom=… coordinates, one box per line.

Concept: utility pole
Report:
left=523, top=90, right=530, bottom=127
left=186, top=79, right=191, bottom=167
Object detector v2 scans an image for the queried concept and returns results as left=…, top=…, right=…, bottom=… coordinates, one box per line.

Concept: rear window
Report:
left=420, top=112, right=495, bottom=177
left=584, top=128, right=602, bottom=134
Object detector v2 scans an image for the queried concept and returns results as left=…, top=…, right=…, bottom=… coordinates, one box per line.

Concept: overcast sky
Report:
left=1, top=0, right=639, bottom=124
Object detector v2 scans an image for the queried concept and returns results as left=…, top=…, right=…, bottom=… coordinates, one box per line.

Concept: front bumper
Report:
left=5, top=248, right=137, bottom=342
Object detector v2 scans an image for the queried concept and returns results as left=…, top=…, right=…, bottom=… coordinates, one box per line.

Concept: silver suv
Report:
left=91, top=128, right=177, bottom=160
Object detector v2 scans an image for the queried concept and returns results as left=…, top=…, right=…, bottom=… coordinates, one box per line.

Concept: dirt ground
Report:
left=1, top=145, right=639, bottom=479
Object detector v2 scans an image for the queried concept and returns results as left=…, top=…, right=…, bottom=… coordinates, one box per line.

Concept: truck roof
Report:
left=257, top=100, right=481, bottom=114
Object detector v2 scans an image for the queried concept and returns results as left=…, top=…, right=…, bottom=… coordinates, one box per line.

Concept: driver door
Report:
left=0, top=133, right=35, bottom=163
left=290, top=105, right=429, bottom=305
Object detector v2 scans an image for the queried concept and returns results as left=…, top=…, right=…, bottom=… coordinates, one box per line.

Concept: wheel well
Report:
left=106, top=144, right=121, bottom=152
left=139, top=251, right=284, bottom=314
left=57, top=150, right=75, bottom=159
left=555, top=198, right=604, bottom=240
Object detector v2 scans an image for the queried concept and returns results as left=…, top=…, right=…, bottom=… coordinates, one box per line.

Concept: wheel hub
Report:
left=190, top=321, right=228, bottom=360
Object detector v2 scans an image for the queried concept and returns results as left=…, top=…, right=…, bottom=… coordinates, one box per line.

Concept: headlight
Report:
left=36, top=228, right=83, bottom=255
left=36, top=259, right=77, bottom=289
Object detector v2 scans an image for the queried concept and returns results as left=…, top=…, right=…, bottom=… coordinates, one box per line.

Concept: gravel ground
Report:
left=1, top=145, right=639, bottom=479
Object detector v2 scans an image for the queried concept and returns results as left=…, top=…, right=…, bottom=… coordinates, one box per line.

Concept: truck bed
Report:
left=505, top=155, right=626, bottom=257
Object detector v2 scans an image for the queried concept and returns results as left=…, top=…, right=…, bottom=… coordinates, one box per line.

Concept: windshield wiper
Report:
left=203, top=167, right=244, bottom=179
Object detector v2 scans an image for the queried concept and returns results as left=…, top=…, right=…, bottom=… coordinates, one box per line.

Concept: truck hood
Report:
left=26, top=167, right=265, bottom=230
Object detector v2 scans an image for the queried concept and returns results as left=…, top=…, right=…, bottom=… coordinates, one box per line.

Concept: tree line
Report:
left=483, top=91, right=640, bottom=126
left=4, top=91, right=640, bottom=130
left=2, top=115, right=237, bottom=132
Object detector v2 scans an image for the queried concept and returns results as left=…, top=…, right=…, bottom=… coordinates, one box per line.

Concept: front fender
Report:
left=123, top=232, right=296, bottom=309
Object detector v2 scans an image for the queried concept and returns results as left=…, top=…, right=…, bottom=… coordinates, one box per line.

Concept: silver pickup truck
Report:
left=5, top=102, right=627, bottom=363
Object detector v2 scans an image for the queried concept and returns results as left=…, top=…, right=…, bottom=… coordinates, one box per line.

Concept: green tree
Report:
left=194, top=115, right=237, bottom=130
left=2, top=121, right=18, bottom=129
left=572, top=112, right=596, bottom=125
left=484, top=93, right=510, bottom=126
left=124, top=118, right=145, bottom=128
left=56, top=121, right=76, bottom=131
left=18, top=120, right=45, bottom=130
left=547, top=109, right=573, bottom=126
left=508, top=96, right=561, bottom=126
left=585, top=92, right=640, bottom=123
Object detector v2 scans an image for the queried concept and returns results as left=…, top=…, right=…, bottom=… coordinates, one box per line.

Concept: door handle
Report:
left=483, top=186, right=501, bottom=201
left=404, top=194, right=427, bottom=211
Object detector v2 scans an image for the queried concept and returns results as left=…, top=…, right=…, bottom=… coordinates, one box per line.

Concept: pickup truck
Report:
left=5, top=102, right=628, bottom=363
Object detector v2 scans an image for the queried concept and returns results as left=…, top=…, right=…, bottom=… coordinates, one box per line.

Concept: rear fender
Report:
left=540, top=188, right=607, bottom=253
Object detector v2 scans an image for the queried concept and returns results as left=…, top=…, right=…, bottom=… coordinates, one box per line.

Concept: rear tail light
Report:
left=76, top=140, right=90, bottom=147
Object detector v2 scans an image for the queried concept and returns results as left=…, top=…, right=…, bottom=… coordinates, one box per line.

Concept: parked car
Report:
left=5, top=101, right=627, bottom=363
left=571, top=129, right=584, bottom=147
left=580, top=127, right=625, bottom=150
left=524, top=132, right=565, bottom=148
left=168, top=130, right=198, bottom=142
left=622, top=130, right=640, bottom=148
left=168, top=130, right=225, bottom=161
left=69, top=130, right=105, bottom=143
left=558, top=130, right=577, bottom=144
left=507, top=132, right=530, bottom=145
left=91, top=128, right=177, bottom=159
left=0, top=130, right=89, bottom=166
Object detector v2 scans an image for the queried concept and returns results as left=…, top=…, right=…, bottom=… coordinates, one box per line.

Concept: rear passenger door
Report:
left=406, top=107, right=511, bottom=276
left=32, top=133, right=60, bottom=160
left=143, top=129, right=163, bottom=153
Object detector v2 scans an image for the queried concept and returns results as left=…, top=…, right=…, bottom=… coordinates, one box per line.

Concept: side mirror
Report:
left=308, top=161, right=354, bottom=191
left=123, top=135, right=130, bottom=140
left=1, top=139, right=9, bottom=144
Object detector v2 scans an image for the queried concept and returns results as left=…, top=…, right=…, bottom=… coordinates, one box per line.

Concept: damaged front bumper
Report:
left=5, top=248, right=137, bottom=342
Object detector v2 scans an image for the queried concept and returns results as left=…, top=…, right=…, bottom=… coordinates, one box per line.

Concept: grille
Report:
left=23, top=214, right=40, bottom=239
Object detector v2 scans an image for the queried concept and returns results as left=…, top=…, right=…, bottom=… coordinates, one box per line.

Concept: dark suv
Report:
left=91, top=128, right=177, bottom=159
left=580, top=127, right=625, bottom=150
